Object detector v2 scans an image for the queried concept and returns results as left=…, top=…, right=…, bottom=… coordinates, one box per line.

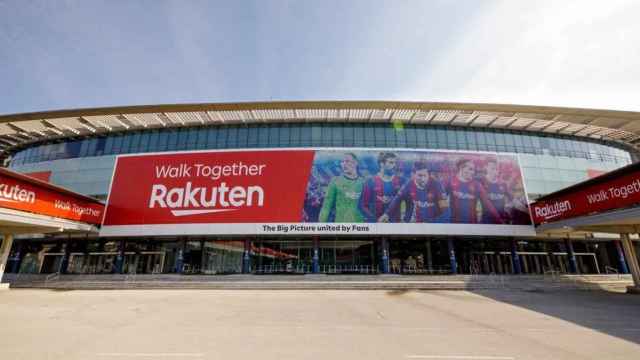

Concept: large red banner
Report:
left=103, top=150, right=315, bottom=225
left=530, top=167, right=640, bottom=225
left=0, top=172, right=104, bottom=224
left=101, top=149, right=534, bottom=237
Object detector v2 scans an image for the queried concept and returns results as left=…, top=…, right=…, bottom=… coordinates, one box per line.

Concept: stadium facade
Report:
left=1, top=101, right=639, bottom=276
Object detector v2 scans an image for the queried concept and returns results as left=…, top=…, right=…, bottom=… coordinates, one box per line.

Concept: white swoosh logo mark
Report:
left=170, top=209, right=238, bottom=217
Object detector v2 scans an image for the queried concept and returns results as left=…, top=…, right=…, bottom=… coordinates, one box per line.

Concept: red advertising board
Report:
left=530, top=166, right=640, bottom=225
left=103, top=150, right=315, bottom=226
left=0, top=170, right=104, bottom=225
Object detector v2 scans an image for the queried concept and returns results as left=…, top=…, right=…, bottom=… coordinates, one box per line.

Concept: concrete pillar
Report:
left=312, top=237, right=320, bottom=274
left=510, top=239, right=521, bottom=274
left=242, top=239, right=251, bottom=274
left=614, top=240, right=629, bottom=274
left=0, top=234, right=14, bottom=282
left=565, top=237, right=578, bottom=274
left=114, top=239, right=125, bottom=274
left=380, top=238, right=389, bottom=274
left=620, top=234, right=640, bottom=290
left=448, top=238, right=457, bottom=274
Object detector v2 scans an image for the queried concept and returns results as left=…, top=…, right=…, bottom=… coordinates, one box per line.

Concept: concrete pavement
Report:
left=1, top=289, right=639, bottom=359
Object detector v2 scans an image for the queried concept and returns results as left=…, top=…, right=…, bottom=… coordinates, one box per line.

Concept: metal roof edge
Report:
left=2, top=100, right=640, bottom=123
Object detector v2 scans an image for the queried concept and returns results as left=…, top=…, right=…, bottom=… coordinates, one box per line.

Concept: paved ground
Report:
left=1, top=289, right=639, bottom=360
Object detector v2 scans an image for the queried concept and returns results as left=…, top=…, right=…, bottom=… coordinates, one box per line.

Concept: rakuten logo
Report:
left=0, top=182, right=36, bottom=204
left=534, top=200, right=572, bottom=220
left=148, top=181, right=264, bottom=217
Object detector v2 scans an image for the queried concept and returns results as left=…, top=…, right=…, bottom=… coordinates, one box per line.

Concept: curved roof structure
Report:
left=1, top=101, right=640, bottom=157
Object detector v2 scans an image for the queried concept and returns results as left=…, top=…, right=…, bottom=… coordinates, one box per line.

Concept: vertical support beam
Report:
left=114, top=239, right=125, bottom=274
left=0, top=234, right=14, bottom=281
left=621, top=234, right=640, bottom=289
left=614, top=240, right=629, bottom=274
left=60, top=239, right=71, bottom=274
left=565, top=237, right=578, bottom=274
left=312, top=237, right=320, bottom=274
left=242, top=239, right=251, bottom=274
left=448, top=238, right=457, bottom=275
left=510, top=239, right=522, bottom=274
left=425, top=239, right=433, bottom=271
left=380, top=238, right=389, bottom=274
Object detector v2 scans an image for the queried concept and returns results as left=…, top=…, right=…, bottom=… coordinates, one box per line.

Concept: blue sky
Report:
left=1, top=0, right=639, bottom=115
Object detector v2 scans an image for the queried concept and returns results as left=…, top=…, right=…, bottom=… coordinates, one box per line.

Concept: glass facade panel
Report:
left=7, top=123, right=636, bottom=200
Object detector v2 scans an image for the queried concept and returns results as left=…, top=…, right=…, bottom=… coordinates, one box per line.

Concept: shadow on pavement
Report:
left=470, top=288, right=640, bottom=345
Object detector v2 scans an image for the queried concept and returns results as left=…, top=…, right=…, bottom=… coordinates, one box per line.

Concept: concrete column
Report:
left=565, top=237, right=578, bottom=274
left=614, top=240, right=629, bottom=274
left=510, top=239, right=521, bottom=274
left=620, top=234, right=640, bottom=290
left=0, top=234, right=14, bottom=282
left=447, top=238, right=457, bottom=275
left=380, top=238, right=389, bottom=274
left=114, top=239, right=125, bottom=274
left=312, top=237, right=320, bottom=274
left=242, top=239, right=251, bottom=274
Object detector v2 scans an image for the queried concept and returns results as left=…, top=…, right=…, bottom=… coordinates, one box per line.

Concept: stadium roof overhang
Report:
left=1, top=101, right=640, bottom=158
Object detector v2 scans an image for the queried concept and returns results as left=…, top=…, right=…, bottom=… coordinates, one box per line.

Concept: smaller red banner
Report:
left=530, top=167, right=640, bottom=225
left=0, top=172, right=104, bottom=225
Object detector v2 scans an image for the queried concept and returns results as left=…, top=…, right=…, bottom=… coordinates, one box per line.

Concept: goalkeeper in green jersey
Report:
left=318, top=152, right=365, bottom=223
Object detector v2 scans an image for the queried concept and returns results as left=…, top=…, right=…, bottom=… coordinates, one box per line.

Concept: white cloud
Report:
left=395, top=0, right=640, bottom=111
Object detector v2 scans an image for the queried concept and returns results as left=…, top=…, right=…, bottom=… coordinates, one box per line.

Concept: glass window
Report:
left=156, top=131, right=168, bottom=151
left=364, top=126, right=375, bottom=147
left=227, top=127, right=239, bottom=148
left=300, top=124, right=312, bottom=146
left=186, top=128, right=199, bottom=148
left=269, top=126, right=280, bottom=147
left=257, top=125, right=269, bottom=147
left=217, top=128, right=228, bottom=148
left=196, top=127, right=208, bottom=149
left=353, top=125, right=365, bottom=147
left=237, top=127, right=248, bottom=148
left=111, top=135, right=123, bottom=153
left=247, top=126, right=259, bottom=147
left=405, top=126, right=417, bottom=147
left=311, top=125, right=322, bottom=146
left=279, top=125, right=291, bottom=147
left=176, top=129, right=189, bottom=150
left=395, top=125, right=407, bottom=147
left=332, top=125, right=343, bottom=146
left=289, top=124, right=301, bottom=146
left=206, top=128, right=218, bottom=148
left=148, top=131, right=159, bottom=151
